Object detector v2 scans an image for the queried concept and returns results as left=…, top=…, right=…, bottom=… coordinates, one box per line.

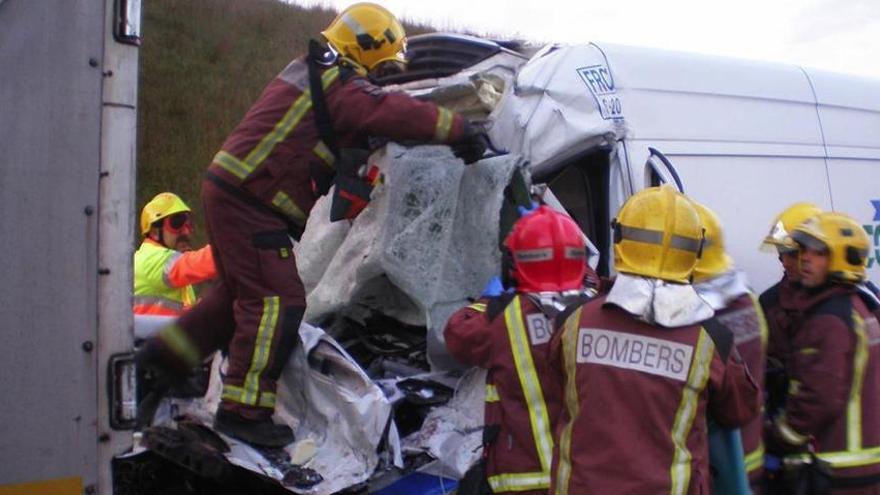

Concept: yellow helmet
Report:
left=612, top=185, right=704, bottom=283
left=321, top=3, right=407, bottom=72
left=791, top=212, right=870, bottom=284
left=761, top=202, right=822, bottom=253
left=692, top=202, right=734, bottom=282
left=140, top=192, right=191, bottom=236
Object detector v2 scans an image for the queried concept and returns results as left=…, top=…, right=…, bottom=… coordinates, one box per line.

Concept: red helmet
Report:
left=504, top=206, right=587, bottom=293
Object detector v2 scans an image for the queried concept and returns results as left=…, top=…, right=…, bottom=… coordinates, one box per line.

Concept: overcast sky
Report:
left=292, top=0, right=880, bottom=80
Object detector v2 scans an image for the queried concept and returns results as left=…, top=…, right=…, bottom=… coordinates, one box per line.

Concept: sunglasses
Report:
left=163, top=213, right=192, bottom=234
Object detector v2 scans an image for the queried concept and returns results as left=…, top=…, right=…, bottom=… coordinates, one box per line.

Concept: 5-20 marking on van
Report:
left=577, top=64, right=624, bottom=121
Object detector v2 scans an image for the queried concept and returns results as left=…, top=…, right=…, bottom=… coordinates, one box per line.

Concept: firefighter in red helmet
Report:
left=445, top=206, right=594, bottom=495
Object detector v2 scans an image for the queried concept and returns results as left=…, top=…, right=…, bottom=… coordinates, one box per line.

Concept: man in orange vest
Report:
left=445, top=206, right=592, bottom=495
left=136, top=3, right=487, bottom=448
left=133, top=192, right=216, bottom=317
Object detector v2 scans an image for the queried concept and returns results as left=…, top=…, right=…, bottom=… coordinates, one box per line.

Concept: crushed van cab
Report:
left=128, top=32, right=880, bottom=494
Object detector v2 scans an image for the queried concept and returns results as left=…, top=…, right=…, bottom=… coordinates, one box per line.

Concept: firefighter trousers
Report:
left=158, top=178, right=306, bottom=421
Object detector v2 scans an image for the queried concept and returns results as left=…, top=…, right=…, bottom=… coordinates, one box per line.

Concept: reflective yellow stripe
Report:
left=0, top=477, right=82, bottom=495
left=504, top=296, right=554, bottom=472
left=775, top=414, right=809, bottom=446
left=747, top=292, right=768, bottom=351
left=787, top=445, right=880, bottom=469
left=242, top=296, right=280, bottom=406
left=434, top=107, right=453, bottom=142
left=554, top=307, right=582, bottom=495
left=486, top=384, right=500, bottom=402
left=133, top=295, right=184, bottom=312
left=213, top=150, right=251, bottom=180
left=244, top=68, right=340, bottom=173
left=487, top=471, right=550, bottom=492
left=271, top=191, right=308, bottom=225
left=159, top=323, right=201, bottom=367
left=468, top=302, right=487, bottom=313
left=313, top=141, right=336, bottom=167
left=745, top=445, right=765, bottom=474
left=260, top=392, right=277, bottom=408
left=849, top=312, right=868, bottom=450
left=222, top=384, right=245, bottom=402
left=670, top=329, right=714, bottom=495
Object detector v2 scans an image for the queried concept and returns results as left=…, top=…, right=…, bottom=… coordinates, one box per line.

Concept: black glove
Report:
left=452, top=121, right=490, bottom=164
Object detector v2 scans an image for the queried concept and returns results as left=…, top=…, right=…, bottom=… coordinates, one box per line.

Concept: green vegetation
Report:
left=137, top=0, right=430, bottom=243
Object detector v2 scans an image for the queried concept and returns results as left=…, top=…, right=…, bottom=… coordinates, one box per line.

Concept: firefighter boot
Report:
left=213, top=409, right=295, bottom=448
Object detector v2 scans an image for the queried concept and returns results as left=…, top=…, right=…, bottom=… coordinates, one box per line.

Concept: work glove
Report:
left=452, top=120, right=490, bottom=164
left=517, top=201, right=539, bottom=217
left=481, top=275, right=507, bottom=297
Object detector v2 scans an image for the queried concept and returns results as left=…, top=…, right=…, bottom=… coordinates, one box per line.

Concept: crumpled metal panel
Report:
left=489, top=44, right=628, bottom=174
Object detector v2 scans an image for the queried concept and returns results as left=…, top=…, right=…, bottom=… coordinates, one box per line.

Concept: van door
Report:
left=805, top=69, right=880, bottom=285
left=534, top=143, right=630, bottom=276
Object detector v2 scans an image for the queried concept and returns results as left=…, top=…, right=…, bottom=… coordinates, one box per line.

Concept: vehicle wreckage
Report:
left=121, top=34, right=624, bottom=495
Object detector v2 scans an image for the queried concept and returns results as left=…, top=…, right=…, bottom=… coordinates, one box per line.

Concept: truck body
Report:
left=0, top=0, right=139, bottom=492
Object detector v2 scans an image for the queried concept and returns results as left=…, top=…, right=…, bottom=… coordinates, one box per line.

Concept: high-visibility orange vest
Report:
left=133, top=240, right=215, bottom=316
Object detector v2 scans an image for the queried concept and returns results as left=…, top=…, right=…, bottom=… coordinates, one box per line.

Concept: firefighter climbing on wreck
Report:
left=549, top=185, right=760, bottom=494
left=136, top=2, right=489, bottom=448
left=445, top=205, right=594, bottom=494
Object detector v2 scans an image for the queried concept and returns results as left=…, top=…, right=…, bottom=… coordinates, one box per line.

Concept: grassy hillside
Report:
left=137, top=0, right=430, bottom=243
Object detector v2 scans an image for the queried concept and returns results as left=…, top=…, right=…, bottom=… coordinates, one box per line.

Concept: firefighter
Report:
left=445, top=206, right=592, bottom=495
left=134, top=192, right=216, bottom=316
left=758, top=202, right=822, bottom=436
left=691, top=202, right=768, bottom=490
left=549, top=185, right=760, bottom=494
left=759, top=202, right=822, bottom=360
left=136, top=3, right=487, bottom=448
left=765, top=212, right=880, bottom=493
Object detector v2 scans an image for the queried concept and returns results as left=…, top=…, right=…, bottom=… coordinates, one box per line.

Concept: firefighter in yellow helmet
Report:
left=136, top=3, right=488, bottom=448
left=764, top=212, right=880, bottom=492
left=133, top=193, right=217, bottom=316
left=321, top=3, right=408, bottom=77
left=549, top=186, right=759, bottom=494
left=758, top=202, right=822, bottom=431
left=691, top=202, right=768, bottom=489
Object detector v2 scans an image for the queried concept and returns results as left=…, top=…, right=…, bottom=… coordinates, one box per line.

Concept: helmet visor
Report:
left=791, top=230, right=828, bottom=253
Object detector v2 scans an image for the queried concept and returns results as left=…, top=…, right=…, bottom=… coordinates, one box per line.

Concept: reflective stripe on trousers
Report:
left=220, top=296, right=281, bottom=409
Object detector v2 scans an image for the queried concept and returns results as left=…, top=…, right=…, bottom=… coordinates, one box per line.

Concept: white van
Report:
left=393, top=35, right=880, bottom=292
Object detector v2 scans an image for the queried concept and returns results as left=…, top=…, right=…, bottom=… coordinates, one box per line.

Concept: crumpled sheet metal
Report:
left=164, top=323, right=394, bottom=495
left=489, top=44, right=629, bottom=173
left=300, top=143, right=528, bottom=371
left=402, top=368, right=487, bottom=479
left=390, top=50, right=527, bottom=120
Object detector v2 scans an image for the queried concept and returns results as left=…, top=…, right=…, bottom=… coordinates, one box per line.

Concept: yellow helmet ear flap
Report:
left=691, top=202, right=733, bottom=282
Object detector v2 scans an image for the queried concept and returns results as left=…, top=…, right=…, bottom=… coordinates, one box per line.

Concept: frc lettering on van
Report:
left=577, top=64, right=623, bottom=120
left=864, top=199, right=880, bottom=268
left=576, top=328, right=694, bottom=382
